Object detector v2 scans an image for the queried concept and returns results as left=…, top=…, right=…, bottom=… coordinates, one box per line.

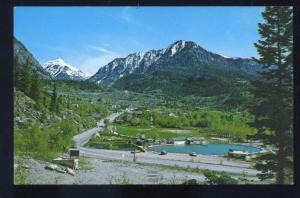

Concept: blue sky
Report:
left=14, top=6, right=264, bottom=75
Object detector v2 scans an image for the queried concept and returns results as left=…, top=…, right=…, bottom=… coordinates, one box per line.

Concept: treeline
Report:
left=14, top=58, right=43, bottom=110
left=118, top=109, right=255, bottom=139
left=45, top=80, right=103, bottom=92
left=152, top=110, right=255, bottom=139
left=14, top=57, right=61, bottom=113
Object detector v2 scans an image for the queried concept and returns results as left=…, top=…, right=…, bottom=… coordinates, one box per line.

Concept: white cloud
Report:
left=119, top=7, right=164, bottom=39
left=78, top=45, right=121, bottom=74
left=120, top=7, right=136, bottom=24
left=103, top=43, right=111, bottom=47
left=81, top=55, right=116, bottom=73
left=86, top=45, right=115, bottom=54
left=119, top=7, right=145, bottom=26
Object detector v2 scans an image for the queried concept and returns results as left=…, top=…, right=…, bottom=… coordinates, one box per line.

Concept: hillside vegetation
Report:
left=14, top=59, right=110, bottom=160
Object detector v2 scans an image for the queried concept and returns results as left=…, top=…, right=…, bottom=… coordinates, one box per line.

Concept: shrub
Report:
left=203, top=170, right=238, bottom=185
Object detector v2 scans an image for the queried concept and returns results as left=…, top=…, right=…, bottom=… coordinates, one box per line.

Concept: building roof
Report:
left=172, top=136, right=187, bottom=141
left=191, top=137, right=205, bottom=141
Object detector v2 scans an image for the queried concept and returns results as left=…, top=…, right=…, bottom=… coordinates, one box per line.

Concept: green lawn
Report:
left=86, top=133, right=131, bottom=150
left=116, top=125, right=208, bottom=139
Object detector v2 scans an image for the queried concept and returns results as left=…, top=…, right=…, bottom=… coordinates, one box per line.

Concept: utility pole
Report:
left=133, top=145, right=136, bottom=163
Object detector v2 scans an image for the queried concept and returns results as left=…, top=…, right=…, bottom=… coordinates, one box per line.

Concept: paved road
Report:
left=73, top=112, right=122, bottom=147
left=73, top=110, right=259, bottom=176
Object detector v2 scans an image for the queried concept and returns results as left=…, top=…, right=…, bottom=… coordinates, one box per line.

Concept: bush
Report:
left=182, top=179, right=198, bottom=185
left=14, top=120, right=77, bottom=161
left=203, top=170, right=238, bottom=185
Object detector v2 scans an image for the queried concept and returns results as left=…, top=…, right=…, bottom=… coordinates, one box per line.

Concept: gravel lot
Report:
left=21, top=156, right=210, bottom=184
left=19, top=155, right=260, bottom=185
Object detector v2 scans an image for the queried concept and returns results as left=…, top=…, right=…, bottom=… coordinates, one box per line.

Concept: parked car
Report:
left=189, top=152, right=197, bottom=157
left=160, top=150, right=167, bottom=155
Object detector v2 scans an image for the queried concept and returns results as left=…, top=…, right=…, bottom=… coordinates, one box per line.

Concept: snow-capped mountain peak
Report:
left=43, top=58, right=78, bottom=71
left=169, top=40, right=186, bottom=56
left=88, top=40, right=262, bottom=86
left=43, top=58, right=91, bottom=81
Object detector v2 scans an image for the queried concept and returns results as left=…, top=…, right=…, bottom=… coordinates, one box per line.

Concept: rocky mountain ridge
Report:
left=88, top=40, right=261, bottom=86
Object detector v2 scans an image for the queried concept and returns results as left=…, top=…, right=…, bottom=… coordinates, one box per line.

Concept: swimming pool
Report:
left=149, top=144, right=261, bottom=156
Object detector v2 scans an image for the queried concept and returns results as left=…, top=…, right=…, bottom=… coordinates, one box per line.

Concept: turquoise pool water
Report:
left=149, top=144, right=261, bottom=156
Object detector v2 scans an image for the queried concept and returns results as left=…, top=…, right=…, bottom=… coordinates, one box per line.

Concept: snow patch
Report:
left=96, top=79, right=102, bottom=84
left=170, top=40, right=186, bottom=56
left=43, top=58, right=91, bottom=80
left=219, top=54, right=231, bottom=59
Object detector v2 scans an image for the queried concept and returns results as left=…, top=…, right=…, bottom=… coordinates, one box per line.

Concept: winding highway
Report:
left=73, top=112, right=122, bottom=147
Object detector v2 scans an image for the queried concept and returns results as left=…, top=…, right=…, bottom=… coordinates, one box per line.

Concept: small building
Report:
left=172, top=136, right=187, bottom=145
left=69, top=149, right=80, bottom=159
left=160, top=138, right=167, bottom=144
left=132, top=137, right=148, bottom=146
left=135, top=138, right=144, bottom=146
left=154, top=139, right=161, bottom=144
left=166, top=139, right=174, bottom=144
left=228, top=149, right=249, bottom=159
left=245, top=154, right=257, bottom=161
left=186, top=137, right=206, bottom=145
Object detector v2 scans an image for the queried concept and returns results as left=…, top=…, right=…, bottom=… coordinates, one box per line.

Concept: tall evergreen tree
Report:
left=30, top=72, right=42, bottom=110
left=16, top=59, right=24, bottom=91
left=13, top=56, right=20, bottom=88
left=250, top=6, right=293, bottom=184
left=22, top=58, right=31, bottom=96
left=67, top=99, right=70, bottom=109
left=43, top=95, right=47, bottom=108
left=56, top=96, right=62, bottom=113
left=50, top=83, right=57, bottom=112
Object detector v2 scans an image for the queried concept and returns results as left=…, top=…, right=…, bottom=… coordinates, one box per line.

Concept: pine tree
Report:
left=40, top=109, right=47, bottom=123
left=16, top=60, right=24, bottom=91
left=56, top=96, right=62, bottom=113
left=13, top=56, right=20, bottom=88
left=14, top=56, right=26, bottom=90
left=250, top=6, right=293, bottom=184
left=22, top=58, right=31, bottom=95
left=50, top=83, right=57, bottom=112
left=66, top=97, right=70, bottom=109
left=30, top=72, right=42, bottom=110
left=43, top=95, right=47, bottom=108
